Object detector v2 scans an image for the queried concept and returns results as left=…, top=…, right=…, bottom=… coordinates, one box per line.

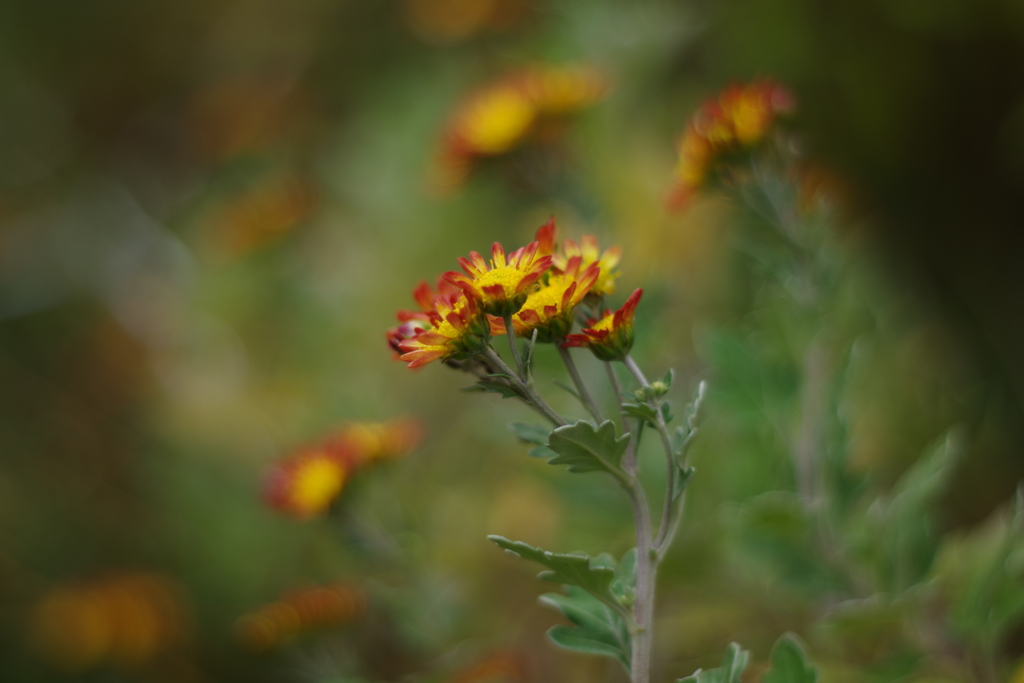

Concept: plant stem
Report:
left=557, top=345, right=605, bottom=423
left=623, top=355, right=680, bottom=550
left=503, top=314, right=526, bottom=378
left=622, top=475, right=655, bottom=683
left=606, top=361, right=629, bottom=431
left=483, top=346, right=566, bottom=427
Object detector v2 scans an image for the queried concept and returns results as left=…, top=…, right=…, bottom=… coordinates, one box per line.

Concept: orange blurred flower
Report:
left=264, top=419, right=423, bottom=518
left=431, top=65, right=608, bottom=194
left=31, top=573, right=189, bottom=672
left=668, top=80, right=794, bottom=210
left=235, top=582, right=366, bottom=652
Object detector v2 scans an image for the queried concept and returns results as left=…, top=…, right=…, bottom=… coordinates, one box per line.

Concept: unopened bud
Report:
left=651, top=381, right=668, bottom=397
left=634, top=388, right=647, bottom=402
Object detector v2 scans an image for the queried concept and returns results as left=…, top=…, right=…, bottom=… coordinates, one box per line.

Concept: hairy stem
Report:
left=557, top=345, right=605, bottom=423
left=483, top=346, right=566, bottom=427
left=606, top=361, right=629, bottom=433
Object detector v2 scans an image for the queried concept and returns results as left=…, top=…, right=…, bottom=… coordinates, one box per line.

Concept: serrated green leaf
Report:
left=487, top=535, right=618, bottom=605
left=529, top=445, right=558, bottom=459
left=541, top=585, right=631, bottom=672
left=509, top=422, right=551, bottom=446
left=676, top=642, right=749, bottom=683
left=762, top=634, right=817, bottom=683
left=546, top=420, right=629, bottom=477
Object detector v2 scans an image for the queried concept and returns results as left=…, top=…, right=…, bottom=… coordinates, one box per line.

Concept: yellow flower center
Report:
left=590, top=313, right=615, bottom=332
left=476, top=266, right=526, bottom=300
left=462, top=89, right=535, bottom=154
left=292, top=457, right=345, bottom=516
left=520, top=275, right=568, bottom=322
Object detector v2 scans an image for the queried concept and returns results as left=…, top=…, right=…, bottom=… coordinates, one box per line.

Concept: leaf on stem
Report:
left=545, top=420, right=629, bottom=476
left=509, top=422, right=552, bottom=446
left=761, top=634, right=817, bottom=683
left=467, top=378, right=521, bottom=399
left=676, top=642, right=750, bottom=683
left=662, top=368, right=675, bottom=390
left=541, top=586, right=632, bottom=672
left=487, top=535, right=619, bottom=605
left=552, top=379, right=583, bottom=402
left=672, top=465, right=695, bottom=504
left=621, top=402, right=659, bottom=424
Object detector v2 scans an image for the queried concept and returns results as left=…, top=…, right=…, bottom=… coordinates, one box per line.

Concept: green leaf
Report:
left=487, top=535, right=618, bottom=605
left=611, top=548, right=637, bottom=605
left=661, top=401, right=674, bottom=424
left=762, top=634, right=817, bottom=683
left=509, top=422, right=551, bottom=446
left=622, top=402, right=658, bottom=423
left=542, top=586, right=631, bottom=671
left=676, top=642, right=750, bottom=683
left=528, top=445, right=558, bottom=459
left=672, top=465, right=695, bottom=503
left=546, top=420, right=629, bottom=477
left=662, top=368, right=675, bottom=389
left=552, top=379, right=583, bottom=402
left=469, top=378, right=521, bottom=398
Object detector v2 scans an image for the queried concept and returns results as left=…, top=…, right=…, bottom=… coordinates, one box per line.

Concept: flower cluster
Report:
left=668, top=80, right=794, bottom=209
left=263, top=419, right=422, bottom=518
left=234, top=582, right=366, bottom=651
left=387, top=217, right=639, bottom=368
left=31, top=573, right=188, bottom=672
left=431, top=65, right=608, bottom=194
left=563, top=287, right=643, bottom=361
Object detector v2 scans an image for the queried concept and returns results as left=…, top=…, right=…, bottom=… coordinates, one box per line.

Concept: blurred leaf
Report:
left=677, top=642, right=750, bottom=683
left=467, top=378, right=520, bottom=398
left=541, top=586, right=631, bottom=671
left=662, top=368, right=676, bottom=390
left=762, top=634, right=818, bottom=683
left=509, top=422, right=551, bottom=446
left=672, top=465, right=695, bottom=503
left=622, top=402, right=658, bottom=424
left=546, top=420, right=629, bottom=477
left=529, top=445, right=558, bottom=459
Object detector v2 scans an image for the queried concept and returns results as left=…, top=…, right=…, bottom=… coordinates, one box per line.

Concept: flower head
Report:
left=562, top=288, right=643, bottom=361
left=263, top=447, right=349, bottom=518
left=235, top=582, right=366, bottom=652
left=444, top=241, right=552, bottom=317
left=668, top=80, right=793, bottom=210
left=491, top=253, right=600, bottom=342
left=398, top=290, right=491, bottom=368
left=31, top=573, right=187, bottom=672
left=432, top=65, right=608, bottom=194
left=536, top=217, right=621, bottom=298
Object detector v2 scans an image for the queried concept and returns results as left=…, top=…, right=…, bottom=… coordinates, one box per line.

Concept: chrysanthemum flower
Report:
left=386, top=277, right=463, bottom=356
left=235, top=582, right=366, bottom=652
left=444, top=241, right=552, bottom=317
left=431, top=65, right=608, bottom=194
left=562, top=288, right=643, bottom=361
left=398, top=290, right=492, bottom=368
left=668, top=80, right=793, bottom=210
left=331, top=419, right=424, bottom=466
left=495, top=255, right=600, bottom=342
left=263, top=447, right=349, bottom=518
left=536, top=218, right=622, bottom=298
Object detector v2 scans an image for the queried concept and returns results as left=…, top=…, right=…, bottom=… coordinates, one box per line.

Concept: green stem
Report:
left=557, top=345, right=605, bottom=423
left=503, top=314, right=526, bottom=378
left=622, top=475, right=654, bottom=683
left=483, top=346, right=566, bottom=427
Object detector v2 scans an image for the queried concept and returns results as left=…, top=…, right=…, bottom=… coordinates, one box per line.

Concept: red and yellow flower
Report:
left=444, top=241, right=552, bottom=317
left=668, top=80, right=793, bottom=209
left=432, top=65, right=608, bottom=194
left=235, top=582, right=366, bottom=652
left=397, top=290, right=492, bottom=368
left=563, top=288, right=643, bottom=361
left=535, top=217, right=621, bottom=298
left=264, top=420, right=422, bottom=518
left=494, top=254, right=600, bottom=342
